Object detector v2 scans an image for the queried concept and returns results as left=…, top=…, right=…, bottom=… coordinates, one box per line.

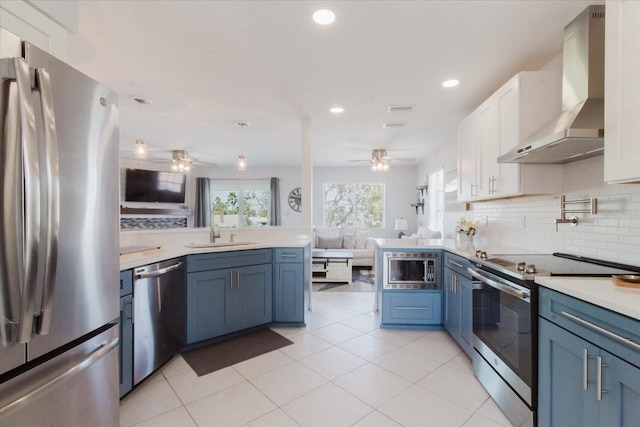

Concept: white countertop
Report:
left=535, top=276, right=640, bottom=321
left=120, top=240, right=311, bottom=270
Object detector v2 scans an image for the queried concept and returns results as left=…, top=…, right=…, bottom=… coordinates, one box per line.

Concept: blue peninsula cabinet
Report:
left=538, top=287, right=640, bottom=427
left=185, top=249, right=273, bottom=344
left=273, top=248, right=308, bottom=324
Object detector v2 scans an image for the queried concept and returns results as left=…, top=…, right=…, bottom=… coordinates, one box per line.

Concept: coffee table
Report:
left=312, top=250, right=353, bottom=284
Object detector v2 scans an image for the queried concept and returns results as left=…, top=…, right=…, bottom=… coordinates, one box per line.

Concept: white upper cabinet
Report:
left=458, top=71, right=564, bottom=202
left=604, top=0, right=640, bottom=184
left=457, top=112, right=478, bottom=201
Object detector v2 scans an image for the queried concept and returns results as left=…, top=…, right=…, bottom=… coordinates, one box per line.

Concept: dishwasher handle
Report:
left=135, top=262, right=183, bottom=280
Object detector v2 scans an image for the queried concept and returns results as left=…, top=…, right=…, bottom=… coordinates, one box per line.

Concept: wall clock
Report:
left=288, top=187, right=302, bottom=212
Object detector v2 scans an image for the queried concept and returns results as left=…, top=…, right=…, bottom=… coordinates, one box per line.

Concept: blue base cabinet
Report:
left=119, top=270, right=133, bottom=398
left=382, top=291, right=442, bottom=326
left=538, top=288, right=640, bottom=427
left=443, top=252, right=473, bottom=356
left=273, top=248, right=307, bottom=324
left=186, top=250, right=273, bottom=344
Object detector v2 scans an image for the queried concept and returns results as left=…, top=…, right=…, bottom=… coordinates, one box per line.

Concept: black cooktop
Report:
left=476, top=252, right=640, bottom=282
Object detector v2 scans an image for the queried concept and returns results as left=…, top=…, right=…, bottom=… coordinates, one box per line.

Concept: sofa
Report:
left=312, top=228, right=375, bottom=268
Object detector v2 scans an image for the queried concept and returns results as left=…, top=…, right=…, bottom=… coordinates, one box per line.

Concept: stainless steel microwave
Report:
left=383, top=252, right=441, bottom=289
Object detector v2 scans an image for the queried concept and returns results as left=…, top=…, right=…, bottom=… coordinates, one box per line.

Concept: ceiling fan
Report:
left=141, top=150, right=215, bottom=171
left=349, top=149, right=415, bottom=171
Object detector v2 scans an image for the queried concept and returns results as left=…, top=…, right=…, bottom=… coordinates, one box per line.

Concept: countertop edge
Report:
left=535, top=276, right=640, bottom=321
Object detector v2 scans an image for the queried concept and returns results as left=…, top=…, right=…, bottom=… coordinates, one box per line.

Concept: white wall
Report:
left=313, top=165, right=418, bottom=238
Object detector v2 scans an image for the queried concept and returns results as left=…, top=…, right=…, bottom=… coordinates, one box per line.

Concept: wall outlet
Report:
left=520, top=216, right=526, bottom=229
left=482, top=216, right=488, bottom=226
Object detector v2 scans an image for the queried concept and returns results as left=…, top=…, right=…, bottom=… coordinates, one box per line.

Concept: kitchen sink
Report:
left=184, top=242, right=257, bottom=248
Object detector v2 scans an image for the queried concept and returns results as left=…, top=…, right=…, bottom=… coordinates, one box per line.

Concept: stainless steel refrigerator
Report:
left=0, top=28, right=120, bottom=426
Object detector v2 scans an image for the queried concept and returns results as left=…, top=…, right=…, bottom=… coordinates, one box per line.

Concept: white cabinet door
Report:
left=495, top=76, right=521, bottom=196
left=477, top=97, right=500, bottom=198
left=604, top=0, right=640, bottom=184
left=457, top=113, right=478, bottom=201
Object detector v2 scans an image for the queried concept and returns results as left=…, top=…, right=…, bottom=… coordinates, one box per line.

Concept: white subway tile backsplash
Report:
left=468, top=184, right=640, bottom=265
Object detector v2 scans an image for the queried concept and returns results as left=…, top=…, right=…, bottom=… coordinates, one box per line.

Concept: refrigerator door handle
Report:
left=34, top=67, right=60, bottom=336
left=0, top=336, right=119, bottom=420
left=0, top=57, right=40, bottom=344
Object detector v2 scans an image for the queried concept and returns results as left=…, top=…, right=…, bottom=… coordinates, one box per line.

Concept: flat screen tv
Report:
left=125, top=168, right=186, bottom=203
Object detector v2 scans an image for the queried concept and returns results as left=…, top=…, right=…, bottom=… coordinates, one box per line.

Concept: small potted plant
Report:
left=456, top=217, right=478, bottom=246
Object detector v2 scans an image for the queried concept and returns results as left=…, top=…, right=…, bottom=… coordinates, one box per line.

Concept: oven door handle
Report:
left=468, top=268, right=530, bottom=302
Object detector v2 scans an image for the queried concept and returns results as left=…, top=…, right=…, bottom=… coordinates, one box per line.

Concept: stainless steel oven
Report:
left=469, top=267, right=536, bottom=427
left=468, top=252, right=640, bottom=427
left=383, top=252, right=441, bottom=290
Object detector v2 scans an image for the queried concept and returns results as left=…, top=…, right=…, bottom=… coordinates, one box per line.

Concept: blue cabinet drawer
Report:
left=274, top=248, right=303, bottom=263
left=119, top=269, right=132, bottom=297
left=187, top=249, right=272, bottom=272
left=444, top=252, right=472, bottom=278
left=382, top=291, right=442, bottom=325
left=539, top=287, right=640, bottom=367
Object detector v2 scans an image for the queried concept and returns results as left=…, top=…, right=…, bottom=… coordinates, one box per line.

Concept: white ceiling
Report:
left=66, top=0, right=598, bottom=168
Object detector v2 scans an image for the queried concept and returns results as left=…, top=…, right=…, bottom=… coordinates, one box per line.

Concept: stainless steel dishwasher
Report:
left=133, top=257, right=186, bottom=385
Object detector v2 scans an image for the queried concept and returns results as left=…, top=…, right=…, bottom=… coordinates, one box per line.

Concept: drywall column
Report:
left=301, top=117, right=313, bottom=227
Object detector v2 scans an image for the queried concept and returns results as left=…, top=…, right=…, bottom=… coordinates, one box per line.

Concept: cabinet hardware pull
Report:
left=281, top=254, right=297, bottom=258
left=230, top=270, right=233, bottom=288
left=448, top=259, right=464, bottom=269
left=596, top=356, right=609, bottom=401
left=582, top=349, right=595, bottom=390
left=395, top=306, right=430, bottom=310
left=237, top=270, right=240, bottom=287
left=560, top=311, right=640, bottom=351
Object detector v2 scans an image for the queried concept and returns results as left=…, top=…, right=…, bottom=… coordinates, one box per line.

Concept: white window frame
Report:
left=210, top=179, right=270, bottom=228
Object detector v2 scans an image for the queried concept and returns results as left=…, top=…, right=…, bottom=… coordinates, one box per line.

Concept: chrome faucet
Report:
left=210, top=223, right=220, bottom=242
left=230, top=233, right=236, bottom=243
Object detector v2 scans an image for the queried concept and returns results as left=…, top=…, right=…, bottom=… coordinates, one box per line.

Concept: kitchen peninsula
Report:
left=118, top=227, right=312, bottom=396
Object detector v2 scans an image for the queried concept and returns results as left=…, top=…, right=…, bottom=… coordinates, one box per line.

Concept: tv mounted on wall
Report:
left=125, top=168, right=186, bottom=203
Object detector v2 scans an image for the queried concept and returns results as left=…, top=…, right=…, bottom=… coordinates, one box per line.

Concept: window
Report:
left=210, top=180, right=270, bottom=228
left=428, top=169, right=444, bottom=234
left=323, top=183, right=384, bottom=228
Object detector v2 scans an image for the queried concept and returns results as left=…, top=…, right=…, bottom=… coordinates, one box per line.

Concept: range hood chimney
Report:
left=499, top=5, right=605, bottom=164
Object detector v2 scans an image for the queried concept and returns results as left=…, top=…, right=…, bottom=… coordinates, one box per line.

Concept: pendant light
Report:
left=132, top=96, right=152, bottom=160
left=236, top=122, right=248, bottom=171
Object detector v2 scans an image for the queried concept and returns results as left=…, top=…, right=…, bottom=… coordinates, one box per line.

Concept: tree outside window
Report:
left=323, top=183, right=384, bottom=228
left=210, top=183, right=269, bottom=228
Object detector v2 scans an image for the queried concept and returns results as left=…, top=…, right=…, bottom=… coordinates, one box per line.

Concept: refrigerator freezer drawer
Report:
left=0, top=324, right=119, bottom=427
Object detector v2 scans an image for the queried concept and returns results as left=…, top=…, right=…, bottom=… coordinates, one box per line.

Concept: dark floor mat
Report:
left=181, top=328, right=293, bottom=377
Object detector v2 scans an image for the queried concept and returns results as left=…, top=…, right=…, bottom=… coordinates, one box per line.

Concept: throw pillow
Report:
left=355, top=231, right=370, bottom=249
left=317, top=236, right=344, bottom=249
left=343, top=233, right=356, bottom=249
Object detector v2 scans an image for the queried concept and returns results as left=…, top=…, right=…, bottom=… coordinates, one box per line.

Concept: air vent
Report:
left=387, top=105, right=413, bottom=113
left=383, top=122, right=406, bottom=128
left=591, top=11, right=604, bottom=19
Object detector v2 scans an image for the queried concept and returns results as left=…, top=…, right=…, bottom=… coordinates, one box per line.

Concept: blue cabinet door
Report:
left=459, top=275, right=473, bottom=356
left=119, top=294, right=133, bottom=398
left=538, top=317, right=600, bottom=427
left=274, top=262, right=304, bottom=322
left=443, top=267, right=460, bottom=335
left=601, top=349, right=640, bottom=426
left=186, top=269, right=234, bottom=343
left=235, top=264, right=273, bottom=330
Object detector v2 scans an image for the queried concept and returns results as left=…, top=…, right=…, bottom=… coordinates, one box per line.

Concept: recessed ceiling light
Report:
left=442, top=79, right=459, bottom=88
left=313, top=9, right=335, bottom=25
left=329, top=107, right=344, bottom=113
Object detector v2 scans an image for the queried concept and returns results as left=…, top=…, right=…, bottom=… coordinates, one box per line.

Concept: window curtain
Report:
left=194, top=177, right=211, bottom=227
left=270, top=177, right=281, bottom=226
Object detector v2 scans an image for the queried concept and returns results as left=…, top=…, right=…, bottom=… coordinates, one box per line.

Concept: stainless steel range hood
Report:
left=499, top=5, right=605, bottom=164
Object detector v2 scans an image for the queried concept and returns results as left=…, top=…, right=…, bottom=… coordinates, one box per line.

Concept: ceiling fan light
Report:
left=237, top=154, right=247, bottom=171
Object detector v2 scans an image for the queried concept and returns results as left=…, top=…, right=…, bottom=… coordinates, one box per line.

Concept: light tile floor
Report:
left=120, top=291, right=515, bottom=427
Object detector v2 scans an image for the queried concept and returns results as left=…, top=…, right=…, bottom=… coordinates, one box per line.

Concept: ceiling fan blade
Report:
left=348, top=159, right=372, bottom=163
